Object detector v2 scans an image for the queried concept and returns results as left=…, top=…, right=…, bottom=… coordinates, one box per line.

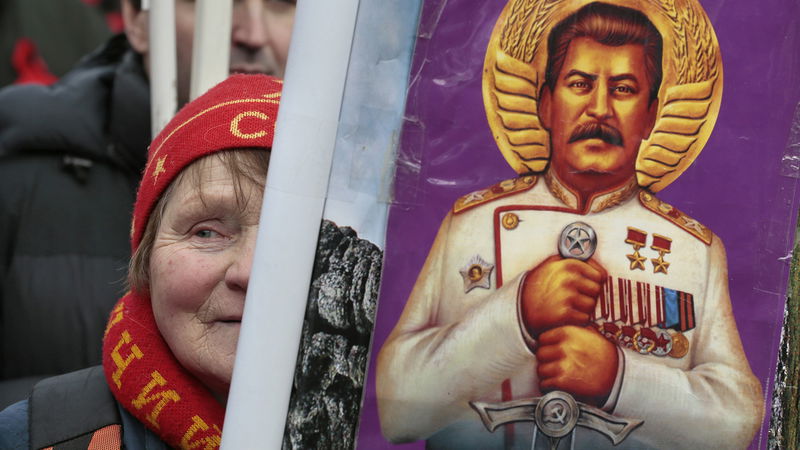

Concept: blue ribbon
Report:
left=663, top=288, right=680, bottom=329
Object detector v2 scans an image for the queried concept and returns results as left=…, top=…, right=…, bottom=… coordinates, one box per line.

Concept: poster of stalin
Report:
left=376, top=1, right=764, bottom=449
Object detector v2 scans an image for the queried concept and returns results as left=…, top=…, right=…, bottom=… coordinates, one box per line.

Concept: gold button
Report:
left=502, top=212, right=520, bottom=230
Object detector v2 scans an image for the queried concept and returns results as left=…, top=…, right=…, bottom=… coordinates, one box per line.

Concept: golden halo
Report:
left=482, top=0, right=723, bottom=193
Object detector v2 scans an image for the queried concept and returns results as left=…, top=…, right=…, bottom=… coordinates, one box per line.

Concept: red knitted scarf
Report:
left=101, top=291, right=225, bottom=449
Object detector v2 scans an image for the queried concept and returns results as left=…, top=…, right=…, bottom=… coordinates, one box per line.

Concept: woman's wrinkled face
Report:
left=149, top=157, right=263, bottom=401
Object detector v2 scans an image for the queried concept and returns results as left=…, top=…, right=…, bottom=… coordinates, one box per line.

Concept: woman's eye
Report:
left=194, top=229, right=219, bottom=239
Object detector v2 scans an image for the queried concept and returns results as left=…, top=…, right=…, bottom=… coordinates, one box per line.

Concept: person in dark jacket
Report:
left=0, top=0, right=296, bottom=409
left=0, top=32, right=149, bottom=410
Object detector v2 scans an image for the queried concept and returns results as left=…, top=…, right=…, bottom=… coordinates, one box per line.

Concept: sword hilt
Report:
left=469, top=391, right=643, bottom=445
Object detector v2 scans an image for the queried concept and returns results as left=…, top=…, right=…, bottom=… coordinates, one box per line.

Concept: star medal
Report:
left=651, top=329, right=673, bottom=357
left=558, top=222, right=597, bottom=261
left=651, top=234, right=672, bottom=274
left=625, top=227, right=647, bottom=271
left=459, top=255, right=494, bottom=293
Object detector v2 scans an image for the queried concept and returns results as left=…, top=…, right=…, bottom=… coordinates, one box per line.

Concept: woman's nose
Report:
left=225, top=231, right=256, bottom=292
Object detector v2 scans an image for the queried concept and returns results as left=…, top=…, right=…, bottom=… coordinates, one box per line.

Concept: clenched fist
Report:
left=520, top=255, right=607, bottom=337
left=536, top=325, right=618, bottom=406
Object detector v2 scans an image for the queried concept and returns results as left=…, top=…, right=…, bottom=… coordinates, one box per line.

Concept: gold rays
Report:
left=484, top=51, right=550, bottom=173
left=636, top=77, right=718, bottom=191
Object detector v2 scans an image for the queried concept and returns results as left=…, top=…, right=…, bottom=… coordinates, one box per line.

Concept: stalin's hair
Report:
left=544, top=2, right=663, bottom=104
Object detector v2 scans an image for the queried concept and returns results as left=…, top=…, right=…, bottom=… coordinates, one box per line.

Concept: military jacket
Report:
left=377, top=173, right=762, bottom=449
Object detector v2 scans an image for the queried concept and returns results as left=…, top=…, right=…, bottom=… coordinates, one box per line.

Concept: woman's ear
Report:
left=121, top=0, right=149, bottom=54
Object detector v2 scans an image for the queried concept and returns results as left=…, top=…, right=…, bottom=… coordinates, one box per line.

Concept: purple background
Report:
left=357, top=0, right=800, bottom=448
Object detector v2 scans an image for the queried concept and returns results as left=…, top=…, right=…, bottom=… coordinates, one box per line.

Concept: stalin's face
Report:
left=541, top=37, right=658, bottom=192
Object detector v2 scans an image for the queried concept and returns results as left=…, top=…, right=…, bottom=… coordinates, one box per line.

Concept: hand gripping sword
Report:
left=470, top=391, right=643, bottom=449
left=469, top=225, right=642, bottom=448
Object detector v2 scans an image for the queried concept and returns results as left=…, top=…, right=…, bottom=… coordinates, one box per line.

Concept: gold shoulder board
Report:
left=453, top=176, right=538, bottom=215
left=639, top=191, right=712, bottom=245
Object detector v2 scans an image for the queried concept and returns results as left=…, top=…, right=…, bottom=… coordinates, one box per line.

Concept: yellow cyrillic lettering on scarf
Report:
left=132, top=370, right=181, bottom=429
left=181, top=415, right=222, bottom=450
left=104, top=302, right=125, bottom=337
left=111, top=330, right=143, bottom=388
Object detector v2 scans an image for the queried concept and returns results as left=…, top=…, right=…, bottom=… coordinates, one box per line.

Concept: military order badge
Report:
left=358, top=0, right=800, bottom=449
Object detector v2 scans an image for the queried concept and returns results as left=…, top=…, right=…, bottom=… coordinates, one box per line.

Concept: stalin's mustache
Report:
left=568, top=122, right=624, bottom=147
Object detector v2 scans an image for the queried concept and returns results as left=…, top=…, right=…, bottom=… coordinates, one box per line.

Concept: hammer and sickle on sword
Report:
left=544, top=403, right=567, bottom=425
left=470, top=391, right=643, bottom=449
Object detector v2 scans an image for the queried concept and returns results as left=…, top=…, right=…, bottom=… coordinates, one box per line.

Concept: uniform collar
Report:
left=544, top=170, right=639, bottom=214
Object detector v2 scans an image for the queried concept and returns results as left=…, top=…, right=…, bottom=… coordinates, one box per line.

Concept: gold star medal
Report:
left=625, top=227, right=647, bottom=271
left=651, top=234, right=672, bottom=274
left=459, top=255, right=494, bottom=293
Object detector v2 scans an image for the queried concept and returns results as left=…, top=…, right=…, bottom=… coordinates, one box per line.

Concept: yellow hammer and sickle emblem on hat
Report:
left=230, top=111, right=270, bottom=139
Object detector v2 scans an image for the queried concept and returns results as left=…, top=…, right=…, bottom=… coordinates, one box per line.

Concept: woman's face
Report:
left=149, top=156, right=263, bottom=401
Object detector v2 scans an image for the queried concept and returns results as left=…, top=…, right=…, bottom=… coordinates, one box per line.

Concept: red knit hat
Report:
left=131, top=74, right=282, bottom=251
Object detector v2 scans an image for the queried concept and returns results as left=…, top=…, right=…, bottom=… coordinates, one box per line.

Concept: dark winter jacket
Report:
left=0, top=34, right=150, bottom=409
left=0, top=366, right=167, bottom=450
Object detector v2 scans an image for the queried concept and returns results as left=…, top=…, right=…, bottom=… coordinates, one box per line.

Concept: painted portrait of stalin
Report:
left=376, top=2, right=764, bottom=449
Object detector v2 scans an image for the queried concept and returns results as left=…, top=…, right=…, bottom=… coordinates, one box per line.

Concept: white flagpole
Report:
left=189, top=0, right=232, bottom=101
left=147, top=0, right=178, bottom=137
left=221, top=0, right=361, bottom=448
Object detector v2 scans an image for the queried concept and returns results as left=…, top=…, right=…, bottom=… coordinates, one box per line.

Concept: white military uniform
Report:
left=376, top=173, right=763, bottom=449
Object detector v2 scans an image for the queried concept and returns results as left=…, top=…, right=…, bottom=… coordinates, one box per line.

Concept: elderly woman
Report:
left=0, top=74, right=281, bottom=449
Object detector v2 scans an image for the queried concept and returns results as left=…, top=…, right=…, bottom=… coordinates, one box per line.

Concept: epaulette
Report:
left=453, top=175, right=538, bottom=215
left=639, top=191, right=712, bottom=245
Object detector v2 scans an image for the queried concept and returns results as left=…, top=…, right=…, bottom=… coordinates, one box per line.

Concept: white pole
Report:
left=221, top=0, right=361, bottom=448
left=148, top=0, right=178, bottom=137
left=190, top=0, right=232, bottom=100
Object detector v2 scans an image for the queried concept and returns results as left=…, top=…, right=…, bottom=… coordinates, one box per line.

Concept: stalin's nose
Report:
left=586, top=87, right=613, bottom=121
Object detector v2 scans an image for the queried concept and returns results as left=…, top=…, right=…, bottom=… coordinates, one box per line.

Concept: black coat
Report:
left=0, top=34, right=150, bottom=408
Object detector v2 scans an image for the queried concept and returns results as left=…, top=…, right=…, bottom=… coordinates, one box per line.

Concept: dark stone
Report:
left=286, top=392, right=329, bottom=449
left=316, top=272, right=353, bottom=331
left=359, top=250, right=383, bottom=337
left=312, top=220, right=345, bottom=276
left=347, top=345, right=367, bottom=387
left=322, top=389, right=360, bottom=448
left=769, top=245, right=800, bottom=449
left=283, top=220, right=384, bottom=450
